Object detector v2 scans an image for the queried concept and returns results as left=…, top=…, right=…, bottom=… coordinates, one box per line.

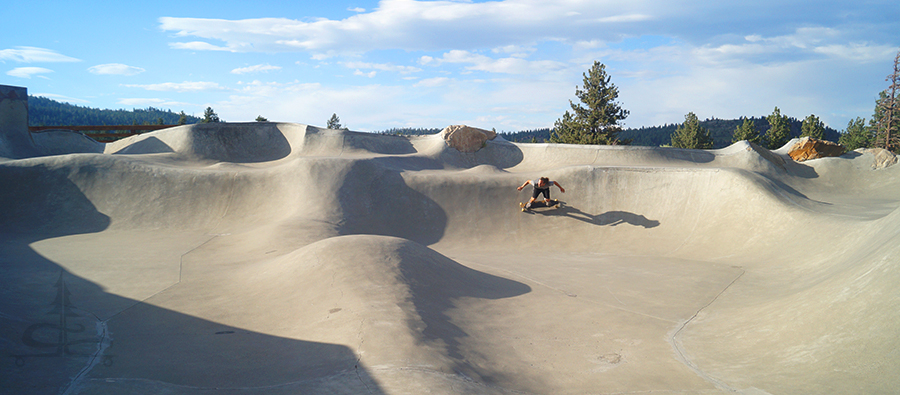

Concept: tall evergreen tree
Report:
left=731, top=117, right=760, bottom=144
left=873, top=50, right=899, bottom=152
left=201, top=107, right=220, bottom=123
left=764, top=107, right=791, bottom=149
left=177, top=111, right=187, bottom=125
left=327, top=113, right=344, bottom=130
left=800, top=114, right=825, bottom=140
left=550, top=61, right=630, bottom=145
left=839, top=117, right=871, bottom=150
left=671, top=112, right=713, bottom=149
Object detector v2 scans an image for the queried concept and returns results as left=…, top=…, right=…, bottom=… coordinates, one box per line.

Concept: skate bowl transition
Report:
left=1, top=122, right=898, bottom=394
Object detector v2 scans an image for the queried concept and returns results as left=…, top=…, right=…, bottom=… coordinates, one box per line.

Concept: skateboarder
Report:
left=517, top=177, right=565, bottom=208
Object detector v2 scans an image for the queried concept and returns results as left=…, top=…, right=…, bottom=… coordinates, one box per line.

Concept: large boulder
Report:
left=787, top=137, right=846, bottom=162
left=856, top=147, right=898, bottom=169
left=440, top=125, right=496, bottom=153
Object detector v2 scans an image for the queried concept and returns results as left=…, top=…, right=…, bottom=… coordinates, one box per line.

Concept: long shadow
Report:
left=0, top=162, right=385, bottom=394
left=393, top=241, right=531, bottom=386
left=529, top=204, right=660, bottom=228
left=336, top=159, right=448, bottom=245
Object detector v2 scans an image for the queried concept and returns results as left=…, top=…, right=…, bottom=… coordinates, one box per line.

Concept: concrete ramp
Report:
left=1, top=123, right=898, bottom=394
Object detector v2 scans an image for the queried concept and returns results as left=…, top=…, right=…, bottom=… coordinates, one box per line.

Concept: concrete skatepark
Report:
left=2, top=87, right=899, bottom=394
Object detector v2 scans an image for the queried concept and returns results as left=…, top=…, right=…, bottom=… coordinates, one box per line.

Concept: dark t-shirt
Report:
left=533, top=179, right=554, bottom=190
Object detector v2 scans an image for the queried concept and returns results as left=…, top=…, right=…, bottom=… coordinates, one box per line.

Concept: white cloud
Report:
left=426, top=50, right=567, bottom=75
left=231, top=64, right=282, bottom=74
left=88, top=63, right=146, bottom=76
left=354, top=69, right=377, bottom=78
left=124, top=81, right=225, bottom=92
left=213, top=81, right=411, bottom=128
left=414, top=77, right=450, bottom=88
left=0, top=46, right=80, bottom=63
left=117, top=98, right=190, bottom=107
left=492, top=45, right=536, bottom=58
left=348, top=7, right=365, bottom=13
left=341, top=61, right=421, bottom=74
left=691, top=27, right=895, bottom=65
left=597, top=14, right=653, bottom=23
left=169, top=41, right=232, bottom=51
left=156, top=2, right=661, bottom=55
left=31, top=93, right=90, bottom=104
left=7, top=67, right=53, bottom=79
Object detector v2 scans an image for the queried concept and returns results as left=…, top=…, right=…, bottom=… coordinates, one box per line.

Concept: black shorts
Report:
left=532, top=187, right=550, bottom=200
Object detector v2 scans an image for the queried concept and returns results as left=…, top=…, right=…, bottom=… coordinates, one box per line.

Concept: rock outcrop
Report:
left=787, top=137, right=846, bottom=162
left=857, top=147, right=898, bottom=169
left=441, top=125, right=496, bottom=153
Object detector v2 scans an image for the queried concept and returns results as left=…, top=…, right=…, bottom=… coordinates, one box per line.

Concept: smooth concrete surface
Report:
left=1, top=122, right=898, bottom=394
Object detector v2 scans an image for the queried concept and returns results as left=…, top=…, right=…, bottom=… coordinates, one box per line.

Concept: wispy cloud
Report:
left=7, top=67, right=54, bottom=79
left=88, top=63, right=146, bottom=76
left=341, top=61, right=421, bottom=74
left=231, top=64, right=282, bottom=74
left=157, top=1, right=661, bottom=56
left=169, top=41, right=232, bottom=51
left=124, top=81, right=225, bottom=92
left=31, top=93, right=90, bottom=104
left=0, top=46, right=80, bottom=63
left=117, top=98, right=189, bottom=107
left=422, top=50, right=567, bottom=75
left=414, top=77, right=450, bottom=88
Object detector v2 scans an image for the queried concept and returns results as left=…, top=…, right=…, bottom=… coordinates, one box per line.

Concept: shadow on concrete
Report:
left=394, top=241, right=531, bottom=386
left=530, top=204, right=661, bottom=228
left=0, top=163, right=385, bottom=394
left=343, top=130, right=417, bottom=155
left=337, top=159, right=448, bottom=245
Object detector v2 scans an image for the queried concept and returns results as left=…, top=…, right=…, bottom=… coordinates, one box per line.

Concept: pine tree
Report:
left=550, top=61, right=630, bottom=145
left=202, top=107, right=220, bottom=123
left=839, top=117, right=871, bottom=150
left=764, top=107, right=791, bottom=149
left=327, top=113, right=343, bottom=130
left=800, top=114, right=825, bottom=140
left=670, top=112, right=713, bottom=149
left=873, top=50, right=900, bottom=152
left=177, top=111, right=187, bottom=125
left=731, top=117, right=760, bottom=144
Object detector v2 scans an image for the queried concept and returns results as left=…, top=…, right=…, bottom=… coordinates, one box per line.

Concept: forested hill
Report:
left=496, top=116, right=841, bottom=148
left=28, top=96, right=202, bottom=126
left=617, top=117, right=841, bottom=148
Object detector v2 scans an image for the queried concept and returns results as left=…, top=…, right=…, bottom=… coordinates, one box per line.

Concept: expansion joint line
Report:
left=354, top=318, right=372, bottom=394
left=671, top=268, right=745, bottom=393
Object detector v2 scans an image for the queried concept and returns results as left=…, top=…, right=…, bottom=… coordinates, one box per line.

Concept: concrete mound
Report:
left=2, top=122, right=898, bottom=394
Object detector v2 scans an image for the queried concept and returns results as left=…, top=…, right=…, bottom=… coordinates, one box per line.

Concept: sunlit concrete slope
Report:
left=1, top=123, right=898, bottom=394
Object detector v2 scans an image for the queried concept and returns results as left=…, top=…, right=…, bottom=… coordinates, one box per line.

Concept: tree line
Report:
left=28, top=96, right=202, bottom=126
left=547, top=51, right=900, bottom=153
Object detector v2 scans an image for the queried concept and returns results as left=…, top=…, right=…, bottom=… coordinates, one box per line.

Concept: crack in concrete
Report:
left=670, top=268, right=746, bottom=393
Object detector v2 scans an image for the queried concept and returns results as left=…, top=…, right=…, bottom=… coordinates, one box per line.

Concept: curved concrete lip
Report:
left=1, top=123, right=898, bottom=394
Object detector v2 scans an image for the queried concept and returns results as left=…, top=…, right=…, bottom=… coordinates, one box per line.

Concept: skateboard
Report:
left=520, top=199, right=561, bottom=212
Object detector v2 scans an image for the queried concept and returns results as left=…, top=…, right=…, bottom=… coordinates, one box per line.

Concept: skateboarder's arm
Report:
left=517, top=180, right=532, bottom=191
left=553, top=181, right=565, bottom=193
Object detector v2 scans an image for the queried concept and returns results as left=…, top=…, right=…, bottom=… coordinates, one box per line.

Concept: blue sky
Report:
left=2, top=0, right=898, bottom=132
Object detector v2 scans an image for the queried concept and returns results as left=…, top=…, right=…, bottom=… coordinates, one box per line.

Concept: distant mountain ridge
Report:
left=377, top=117, right=841, bottom=149
left=494, top=117, right=840, bottom=148
left=31, top=97, right=841, bottom=149
left=28, top=96, right=202, bottom=126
